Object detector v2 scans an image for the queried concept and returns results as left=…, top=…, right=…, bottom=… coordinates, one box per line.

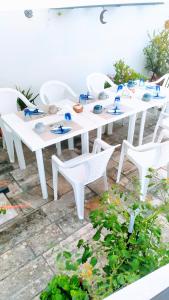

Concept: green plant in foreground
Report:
left=16, top=86, right=39, bottom=111
left=40, top=274, right=89, bottom=300
left=40, top=174, right=169, bottom=300
left=113, top=59, right=148, bottom=85
left=0, top=208, right=6, bottom=214
left=143, top=29, right=169, bottom=80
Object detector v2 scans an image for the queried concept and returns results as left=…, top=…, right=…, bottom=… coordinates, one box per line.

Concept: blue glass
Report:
left=114, top=96, right=120, bottom=110
left=64, top=112, right=72, bottom=120
left=117, top=84, right=123, bottom=92
left=156, top=85, right=160, bottom=97
left=139, top=78, right=145, bottom=87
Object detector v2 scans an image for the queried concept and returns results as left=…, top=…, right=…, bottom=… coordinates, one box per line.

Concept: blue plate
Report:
left=107, top=109, right=124, bottom=115
left=152, top=95, right=166, bottom=99
left=51, top=127, right=72, bottom=134
left=146, top=85, right=156, bottom=90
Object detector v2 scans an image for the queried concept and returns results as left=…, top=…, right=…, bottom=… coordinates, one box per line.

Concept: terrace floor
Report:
left=0, top=111, right=169, bottom=300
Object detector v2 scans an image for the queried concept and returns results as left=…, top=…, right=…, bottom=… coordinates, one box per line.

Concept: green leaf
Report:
left=63, top=251, right=72, bottom=259
left=90, top=257, right=97, bottom=267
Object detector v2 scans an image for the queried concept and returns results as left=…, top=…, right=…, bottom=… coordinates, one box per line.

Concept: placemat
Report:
left=16, top=111, right=48, bottom=122
left=91, top=104, right=131, bottom=120
left=35, top=120, right=83, bottom=142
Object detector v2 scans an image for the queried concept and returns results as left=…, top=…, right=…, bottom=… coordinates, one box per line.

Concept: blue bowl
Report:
left=93, top=105, right=103, bottom=114
left=142, top=93, right=152, bottom=102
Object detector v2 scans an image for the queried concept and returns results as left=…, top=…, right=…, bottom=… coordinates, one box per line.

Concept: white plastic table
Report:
left=1, top=100, right=136, bottom=199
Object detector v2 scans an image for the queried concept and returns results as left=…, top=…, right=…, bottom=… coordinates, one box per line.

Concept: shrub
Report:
left=16, top=86, right=39, bottom=111
left=113, top=59, right=147, bottom=85
left=40, top=174, right=169, bottom=300
left=143, top=29, right=169, bottom=80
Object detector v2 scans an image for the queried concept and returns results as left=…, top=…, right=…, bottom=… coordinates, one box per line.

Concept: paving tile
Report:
left=47, top=174, right=72, bottom=196
left=41, top=188, right=94, bottom=222
left=0, top=194, right=18, bottom=226
left=0, top=256, right=53, bottom=300
left=88, top=176, right=114, bottom=195
left=0, top=210, right=51, bottom=255
left=8, top=185, right=54, bottom=213
left=27, top=223, right=65, bottom=256
left=43, top=223, right=95, bottom=273
left=0, top=242, right=35, bottom=280
left=58, top=209, right=88, bottom=236
left=10, top=163, right=50, bottom=192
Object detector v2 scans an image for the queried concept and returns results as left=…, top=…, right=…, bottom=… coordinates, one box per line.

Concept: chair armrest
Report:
left=161, top=112, right=169, bottom=118
left=52, top=155, right=65, bottom=168
left=123, top=140, right=162, bottom=153
left=92, top=138, right=120, bottom=153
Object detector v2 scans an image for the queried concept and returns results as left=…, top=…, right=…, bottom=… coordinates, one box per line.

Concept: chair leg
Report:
left=2, top=136, right=6, bottom=149
left=138, top=168, right=149, bottom=201
left=153, top=124, right=160, bottom=142
left=116, top=145, right=125, bottom=183
left=52, top=162, right=58, bottom=201
left=5, top=135, right=15, bottom=163
left=167, top=163, right=169, bottom=178
left=102, top=126, right=106, bottom=134
left=103, top=172, right=108, bottom=190
left=73, top=184, right=85, bottom=220
left=68, top=138, right=74, bottom=150
left=1, top=130, right=15, bottom=163
left=107, top=123, right=113, bottom=135
left=56, top=142, right=61, bottom=156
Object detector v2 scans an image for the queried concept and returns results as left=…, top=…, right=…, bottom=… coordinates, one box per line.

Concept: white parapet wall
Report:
left=104, top=263, right=169, bottom=300
left=0, top=1, right=168, bottom=95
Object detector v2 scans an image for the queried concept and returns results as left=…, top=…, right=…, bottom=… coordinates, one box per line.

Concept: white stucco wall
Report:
left=0, top=2, right=168, bottom=96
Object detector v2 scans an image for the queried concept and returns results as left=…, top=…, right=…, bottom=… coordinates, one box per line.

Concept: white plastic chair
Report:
left=40, top=80, right=78, bottom=155
left=117, top=133, right=169, bottom=201
left=52, top=138, right=119, bottom=220
left=86, top=73, right=117, bottom=135
left=152, top=73, right=169, bottom=88
left=86, top=72, right=116, bottom=98
left=40, top=80, right=77, bottom=105
left=153, top=103, right=169, bottom=142
left=0, top=88, right=36, bottom=165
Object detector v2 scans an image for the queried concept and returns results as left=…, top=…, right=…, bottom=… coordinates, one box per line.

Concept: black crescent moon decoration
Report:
left=100, top=9, right=108, bottom=24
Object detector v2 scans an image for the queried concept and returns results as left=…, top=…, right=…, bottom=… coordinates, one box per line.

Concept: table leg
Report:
left=35, top=149, right=48, bottom=199
left=97, top=127, right=102, bottom=139
left=81, top=132, right=89, bottom=154
left=13, top=134, right=26, bottom=170
left=127, top=114, right=137, bottom=144
left=139, top=111, right=147, bottom=146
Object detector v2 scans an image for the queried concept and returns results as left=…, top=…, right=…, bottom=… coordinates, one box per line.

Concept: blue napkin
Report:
left=51, top=125, right=72, bottom=134
left=24, top=108, right=44, bottom=116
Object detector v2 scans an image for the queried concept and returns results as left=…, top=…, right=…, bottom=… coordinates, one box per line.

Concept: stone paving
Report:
left=0, top=111, right=169, bottom=300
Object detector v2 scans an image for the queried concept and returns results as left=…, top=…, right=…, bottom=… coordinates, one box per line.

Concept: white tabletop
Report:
left=1, top=86, right=169, bottom=152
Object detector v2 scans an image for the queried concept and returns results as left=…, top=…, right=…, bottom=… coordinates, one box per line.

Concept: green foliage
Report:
left=41, top=173, right=169, bottom=300
left=40, top=274, right=89, bottom=300
left=143, top=29, right=169, bottom=79
left=104, top=81, right=112, bottom=89
left=113, top=59, right=148, bottom=85
left=16, top=86, right=39, bottom=111
left=0, top=208, right=6, bottom=214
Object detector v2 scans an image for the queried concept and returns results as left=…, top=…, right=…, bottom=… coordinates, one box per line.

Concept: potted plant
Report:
left=40, top=173, right=169, bottom=300
left=143, top=29, right=169, bottom=81
left=16, top=86, right=39, bottom=111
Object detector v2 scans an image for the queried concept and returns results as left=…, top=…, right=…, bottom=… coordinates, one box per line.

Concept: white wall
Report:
left=0, top=3, right=168, bottom=97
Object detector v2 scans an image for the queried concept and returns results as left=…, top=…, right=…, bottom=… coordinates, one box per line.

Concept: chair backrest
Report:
left=138, top=141, right=169, bottom=169
left=155, top=73, right=169, bottom=88
left=40, top=80, right=77, bottom=105
left=0, top=88, right=35, bottom=115
left=86, top=73, right=115, bottom=97
left=67, top=146, right=114, bottom=184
